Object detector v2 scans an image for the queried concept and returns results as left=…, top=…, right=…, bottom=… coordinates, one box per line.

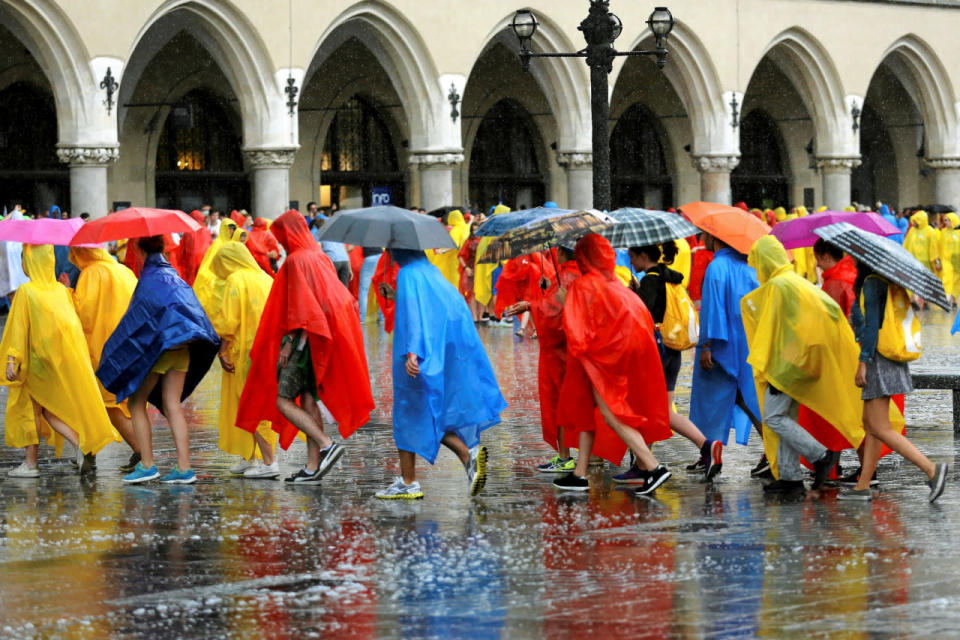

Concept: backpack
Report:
left=660, top=279, right=699, bottom=351
left=861, top=276, right=921, bottom=362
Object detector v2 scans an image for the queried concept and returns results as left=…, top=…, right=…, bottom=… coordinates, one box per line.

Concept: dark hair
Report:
left=629, top=241, right=678, bottom=265
left=138, top=235, right=165, bottom=254
left=558, top=246, right=575, bottom=260
left=79, top=213, right=89, bottom=220
left=813, top=238, right=843, bottom=261
left=306, top=201, right=317, bottom=210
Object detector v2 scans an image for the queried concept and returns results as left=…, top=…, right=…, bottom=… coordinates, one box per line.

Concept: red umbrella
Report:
left=0, top=218, right=83, bottom=245
left=69, top=207, right=202, bottom=245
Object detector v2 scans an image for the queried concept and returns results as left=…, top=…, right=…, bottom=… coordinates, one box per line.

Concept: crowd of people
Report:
left=0, top=196, right=952, bottom=505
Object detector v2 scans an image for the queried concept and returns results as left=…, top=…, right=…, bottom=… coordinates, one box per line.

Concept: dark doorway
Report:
left=732, top=109, right=789, bottom=209
left=610, top=104, right=673, bottom=209
left=853, top=104, right=898, bottom=208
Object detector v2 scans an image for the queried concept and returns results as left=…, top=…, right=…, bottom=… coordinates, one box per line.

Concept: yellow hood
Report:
left=911, top=210, right=929, bottom=230
left=774, top=207, right=787, bottom=222
left=211, top=242, right=261, bottom=280
left=68, top=247, right=114, bottom=270
left=22, top=244, right=56, bottom=289
left=748, top=236, right=793, bottom=285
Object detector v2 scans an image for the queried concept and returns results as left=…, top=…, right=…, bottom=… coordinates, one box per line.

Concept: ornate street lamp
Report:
left=512, top=3, right=674, bottom=211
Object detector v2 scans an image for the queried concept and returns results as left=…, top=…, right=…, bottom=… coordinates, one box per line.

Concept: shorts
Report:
left=660, top=346, right=682, bottom=392
left=277, top=344, right=318, bottom=401
left=151, top=348, right=190, bottom=375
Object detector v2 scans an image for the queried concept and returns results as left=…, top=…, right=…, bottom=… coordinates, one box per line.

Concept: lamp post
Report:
left=512, top=3, right=675, bottom=211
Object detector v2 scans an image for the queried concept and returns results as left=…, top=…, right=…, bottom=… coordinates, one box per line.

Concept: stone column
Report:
left=243, top=147, right=297, bottom=219
left=556, top=151, right=594, bottom=210
left=692, top=155, right=739, bottom=205
left=410, top=152, right=463, bottom=211
left=56, top=145, right=119, bottom=218
left=816, top=157, right=861, bottom=211
left=925, top=158, right=960, bottom=209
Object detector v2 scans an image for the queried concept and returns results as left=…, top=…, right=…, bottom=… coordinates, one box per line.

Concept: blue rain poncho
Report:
left=391, top=249, right=507, bottom=463
left=690, top=247, right=761, bottom=445
left=98, top=252, right=220, bottom=409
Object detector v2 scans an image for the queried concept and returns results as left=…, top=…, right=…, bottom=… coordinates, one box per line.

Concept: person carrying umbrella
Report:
left=236, top=210, right=374, bottom=484
left=177, top=210, right=213, bottom=286
left=2, top=244, right=121, bottom=478
left=373, top=249, right=506, bottom=499
left=474, top=204, right=511, bottom=316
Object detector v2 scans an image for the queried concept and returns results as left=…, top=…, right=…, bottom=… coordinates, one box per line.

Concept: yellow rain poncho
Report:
left=774, top=206, right=787, bottom=223
left=429, top=210, right=469, bottom=289
left=904, top=210, right=940, bottom=273
left=209, top=243, right=278, bottom=459
left=782, top=212, right=810, bottom=280
left=794, top=206, right=818, bottom=283
left=194, top=218, right=241, bottom=316
left=68, top=247, right=137, bottom=413
left=741, top=236, right=866, bottom=479
left=0, top=245, right=119, bottom=455
left=671, top=237, right=692, bottom=287
left=939, top=212, right=960, bottom=297
left=474, top=204, right=511, bottom=306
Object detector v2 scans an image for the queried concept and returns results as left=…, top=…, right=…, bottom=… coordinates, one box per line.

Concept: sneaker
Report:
left=612, top=466, right=649, bottom=484
left=79, top=452, right=96, bottom=476
left=466, top=446, right=488, bottom=496
left=160, top=467, right=197, bottom=484
left=229, top=459, right=254, bottom=475
left=686, top=456, right=706, bottom=471
left=837, top=487, right=873, bottom=501
left=552, top=473, right=589, bottom=491
left=762, top=479, right=805, bottom=494
left=375, top=476, right=424, bottom=499
left=635, top=465, right=671, bottom=496
left=838, top=467, right=879, bottom=487
left=929, top=462, right=949, bottom=503
left=750, top=455, right=771, bottom=478
left=284, top=467, right=322, bottom=484
left=8, top=462, right=39, bottom=478
left=119, top=452, right=141, bottom=473
left=536, top=456, right=575, bottom=473
left=243, top=460, right=280, bottom=479
left=123, top=462, right=160, bottom=484
left=316, top=443, right=345, bottom=479
left=703, top=440, right=723, bottom=481
left=812, top=450, right=841, bottom=490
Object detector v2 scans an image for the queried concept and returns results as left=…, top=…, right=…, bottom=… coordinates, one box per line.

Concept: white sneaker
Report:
left=243, top=460, right=280, bottom=479
left=8, top=462, right=39, bottom=478
left=229, top=459, right=253, bottom=475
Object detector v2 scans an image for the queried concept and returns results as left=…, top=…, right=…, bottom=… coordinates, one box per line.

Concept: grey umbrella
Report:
left=600, top=207, right=700, bottom=248
left=815, top=221, right=950, bottom=310
left=314, top=205, right=456, bottom=250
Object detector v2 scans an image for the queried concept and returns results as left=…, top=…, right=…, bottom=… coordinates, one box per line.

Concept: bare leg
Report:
left=592, top=387, right=659, bottom=471
left=107, top=407, right=138, bottom=453
left=399, top=449, right=417, bottom=484
left=25, top=444, right=38, bottom=466
left=161, top=371, right=190, bottom=471
left=277, top=394, right=331, bottom=472
left=441, top=433, right=470, bottom=465
left=130, top=372, right=160, bottom=468
left=40, top=408, right=80, bottom=450
left=856, top=397, right=935, bottom=490
left=573, top=431, right=596, bottom=477
left=253, top=431, right=274, bottom=465
left=557, top=426, right=570, bottom=459
left=668, top=391, right=706, bottom=449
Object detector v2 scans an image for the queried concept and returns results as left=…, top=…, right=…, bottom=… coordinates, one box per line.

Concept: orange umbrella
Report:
left=679, top=201, right=771, bottom=254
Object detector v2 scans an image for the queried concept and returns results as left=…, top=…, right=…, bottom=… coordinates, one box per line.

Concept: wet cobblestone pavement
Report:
left=2, top=310, right=960, bottom=639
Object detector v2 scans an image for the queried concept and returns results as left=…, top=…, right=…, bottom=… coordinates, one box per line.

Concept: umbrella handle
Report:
left=550, top=249, right=561, bottom=289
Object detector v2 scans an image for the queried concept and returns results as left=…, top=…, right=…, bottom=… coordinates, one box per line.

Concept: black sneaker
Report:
left=929, top=462, right=949, bottom=503
left=750, top=455, right=771, bottom=478
left=839, top=467, right=879, bottom=487
left=703, top=440, right=723, bottom=481
left=686, top=456, right=706, bottom=471
left=316, top=443, right=344, bottom=479
left=79, top=453, right=96, bottom=476
left=552, top=473, right=589, bottom=492
left=119, top=452, right=141, bottom=473
left=812, top=450, right=841, bottom=490
left=284, top=467, right=322, bottom=484
left=635, top=465, right=671, bottom=496
left=763, top=479, right=805, bottom=494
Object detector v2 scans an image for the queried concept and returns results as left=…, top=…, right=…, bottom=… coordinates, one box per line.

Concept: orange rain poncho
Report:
left=904, top=210, right=941, bottom=273
left=209, top=243, right=277, bottom=459
left=741, top=236, right=878, bottom=478
left=557, top=234, right=672, bottom=464
left=194, top=218, right=241, bottom=316
left=0, top=245, right=119, bottom=456
left=474, top=204, right=511, bottom=305
left=68, top=247, right=137, bottom=413
left=429, top=210, right=470, bottom=289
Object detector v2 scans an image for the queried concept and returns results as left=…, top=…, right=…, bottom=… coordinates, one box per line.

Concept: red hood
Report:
left=822, top=254, right=857, bottom=285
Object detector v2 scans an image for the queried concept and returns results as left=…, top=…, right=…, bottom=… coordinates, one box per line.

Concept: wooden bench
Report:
left=911, top=373, right=960, bottom=433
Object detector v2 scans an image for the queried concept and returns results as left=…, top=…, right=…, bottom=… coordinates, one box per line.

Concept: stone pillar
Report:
left=692, top=155, right=739, bottom=205
left=243, top=147, right=297, bottom=219
left=410, top=152, right=463, bottom=211
left=56, top=145, right=119, bottom=218
left=816, top=157, right=861, bottom=211
left=556, top=151, right=593, bottom=210
left=925, top=158, right=960, bottom=209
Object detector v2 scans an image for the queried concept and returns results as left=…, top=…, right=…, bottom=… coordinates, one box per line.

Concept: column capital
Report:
left=924, top=157, right=960, bottom=171
left=56, top=145, right=119, bottom=167
left=692, top=154, right=739, bottom=174
left=556, top=151, right=593, bottom=168
left=408, top=152, right=464, bottom=167
left=242, top=147, right=298, bottom=169
left=816, top=156, right=861, bottom=173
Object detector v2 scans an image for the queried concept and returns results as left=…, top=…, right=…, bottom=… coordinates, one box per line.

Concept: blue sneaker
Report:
left=123, top=462, right=159, bottom=484
left=160, top=467, right=197, bottom=484
left=612, top=465, right=649, bottom=485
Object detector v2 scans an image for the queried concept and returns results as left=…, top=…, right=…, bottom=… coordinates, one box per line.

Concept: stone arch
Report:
left=120, top=0, right=281, bottom=148
left=306, top=1, right=441, bottom=151
left=0, top=0, right=93, bottom=144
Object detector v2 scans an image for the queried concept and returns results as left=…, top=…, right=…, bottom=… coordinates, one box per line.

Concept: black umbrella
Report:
left=815, top=221, right=950, bottom=310
left=315, top=205, right=456, bottom=250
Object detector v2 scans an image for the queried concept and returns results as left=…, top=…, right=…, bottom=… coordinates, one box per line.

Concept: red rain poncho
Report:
left=230, top=210, right=245, bottom=227
left=178, top=210, right=213, bottom=285
left=687, top=235, right=713, bottom=302
left=348, top=245, right=364, bottom=299
left=245, top=218, right=279, bottom=277
left=529, top=259, right=581, bottom=450
left=820, top=254, right=857, bottom=318
left=558, top=234, right=672, bottom=464
left=236, top=210, right=374, bottom=448
left=493, top=252, right=556, bottom=318
left=458, top=236, right=480, bottom=301
left=123, top=234, right=179, bottom=278
left=371, top=252, right=400, bottom=333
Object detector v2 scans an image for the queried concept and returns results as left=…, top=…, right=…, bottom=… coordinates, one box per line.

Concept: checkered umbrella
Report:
left=478, top=210, right=614, bottom=264
left=815, top=221, right=950, bottom=310
left=474, top=206, right=574, bottom=237
left=600, top=208, right=700, bottom=248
